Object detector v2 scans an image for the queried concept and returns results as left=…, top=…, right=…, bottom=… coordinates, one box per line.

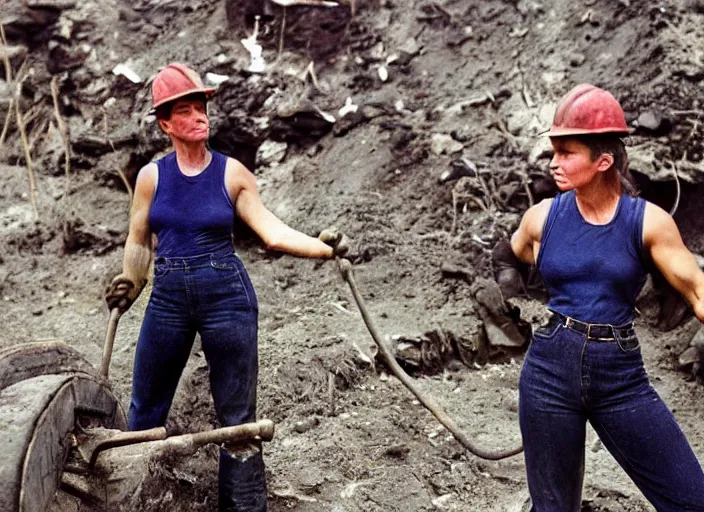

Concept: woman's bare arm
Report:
left=226, top=158, right=335, bottom=259
left=644, top=202, right=704, bottom=322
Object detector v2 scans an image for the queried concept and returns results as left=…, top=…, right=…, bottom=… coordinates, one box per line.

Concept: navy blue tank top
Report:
left=537, top=191, right=647, bottom=325
left=149, top=150, right=234, bottom=258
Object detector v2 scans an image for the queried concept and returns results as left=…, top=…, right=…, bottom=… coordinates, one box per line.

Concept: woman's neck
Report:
left=574, top=174, right=621, bottom=225
left=173, top=140, right=210, bottom=176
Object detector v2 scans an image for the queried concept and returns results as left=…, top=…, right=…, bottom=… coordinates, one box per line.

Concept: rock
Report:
left=636, top=111, right=671, bottom=134
left=256, top=140, right=288, bottom=166
left=47, top=41, right=92, bottom=73
left=2, top=0, right=63, bottom=44
left=472, top=278, right=529, bottom=348
left=293, top=416, right=319, bottom=434
left=439, top=157, right=477, bottom=183
left=528, top=137, right=552, bottom=165
left=398, top=37, right=421, bottom=57
left=25, top=0, right=76, bottom=7
left=678, top=321, right=704, bottom=380
left=383, top=443, right=409, bottom=459
left=674, top=65, right=704, bottom=82
left=432, top=493, right=459, bottom=510
left=390, top=129, right=415, bottom=151
left=506, top=109, right=534, bottom=135
left=0, top=44, right=28, bottom=71
left=569, top=53, right=586, bottom=67
left=431, top=134, right=463, bottom=155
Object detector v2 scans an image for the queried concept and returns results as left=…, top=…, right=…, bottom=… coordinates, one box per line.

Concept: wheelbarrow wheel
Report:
left=0, top=342, right=126, bottom=512
left=0, top=340, right=101, bottom=391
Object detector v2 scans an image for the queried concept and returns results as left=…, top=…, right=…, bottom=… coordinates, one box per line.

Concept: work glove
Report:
left=319, top=226, right=350, bottom=257
left=104, top=274, right=146, bottom=314
left=491, top=240, right=527, bottom=299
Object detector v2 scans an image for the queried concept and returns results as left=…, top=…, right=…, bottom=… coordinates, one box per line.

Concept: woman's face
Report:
left=549, top=137, right=612, bottom=191
left=159, top=98, right=209, bottom=143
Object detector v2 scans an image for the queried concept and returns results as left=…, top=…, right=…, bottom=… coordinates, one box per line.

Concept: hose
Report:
left=335, top=258, right=523, bottom=461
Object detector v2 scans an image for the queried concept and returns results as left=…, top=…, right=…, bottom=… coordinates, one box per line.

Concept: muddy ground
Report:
left=2, top=0, right=704, bottom=510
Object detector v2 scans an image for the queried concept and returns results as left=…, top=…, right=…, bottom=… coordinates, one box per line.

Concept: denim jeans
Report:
left=129, top=250, right=267, bottom=511
left=519, top=316, right=704, bottom=511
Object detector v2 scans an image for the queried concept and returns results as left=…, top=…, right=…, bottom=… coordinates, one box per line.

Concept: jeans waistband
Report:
left=155, top=249, right=236, bottom=270
left=551, top=312, right=634, bottom=342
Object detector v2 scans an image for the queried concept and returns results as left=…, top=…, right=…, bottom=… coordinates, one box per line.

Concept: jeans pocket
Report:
left=533, top=317, right=562, bottom=341
left=615, top=329, right=640, bottom=352
left=210, top=259, right=255, bottom=309
left=153, top=262, right=169, bottom=279
left=211, top=260, right=236, bottom=271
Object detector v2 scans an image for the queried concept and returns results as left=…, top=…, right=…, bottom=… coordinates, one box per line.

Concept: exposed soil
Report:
left=2, top=0, right=704, bottom=510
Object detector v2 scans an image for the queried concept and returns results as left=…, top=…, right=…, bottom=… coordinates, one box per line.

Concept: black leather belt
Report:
left=551, top=312, right=635, bottom=342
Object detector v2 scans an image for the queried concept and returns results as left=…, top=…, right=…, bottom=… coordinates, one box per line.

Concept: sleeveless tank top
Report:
left=149, top=150, right=235, bottom=258
left=537, top=191, right=648, bottom=325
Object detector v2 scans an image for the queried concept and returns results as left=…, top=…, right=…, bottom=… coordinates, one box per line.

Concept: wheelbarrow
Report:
left=0, top=309, right=275, bottom=512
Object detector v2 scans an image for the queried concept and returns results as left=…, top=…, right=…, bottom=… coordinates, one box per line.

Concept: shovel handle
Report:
left=101, top=308, right=121, bottom=379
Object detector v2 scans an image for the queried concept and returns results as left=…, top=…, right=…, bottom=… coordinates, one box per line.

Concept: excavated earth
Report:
left=2, top=0, right=704, bottom=510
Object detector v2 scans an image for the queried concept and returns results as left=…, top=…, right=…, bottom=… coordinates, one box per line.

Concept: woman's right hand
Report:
left=104, top=274, right=146, bottom=313
left=319, top=227, right=350, bottom=257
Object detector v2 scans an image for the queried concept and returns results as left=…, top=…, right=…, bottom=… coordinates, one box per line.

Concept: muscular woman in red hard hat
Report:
left=104, top=63, right=348, bottom=511
left=510, top=84, right=704, bottom=510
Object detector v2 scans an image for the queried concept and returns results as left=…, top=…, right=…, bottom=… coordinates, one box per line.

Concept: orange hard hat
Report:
left=547, top=84, right=629, bottom=137
left=151, top=63, right=216, bottom=110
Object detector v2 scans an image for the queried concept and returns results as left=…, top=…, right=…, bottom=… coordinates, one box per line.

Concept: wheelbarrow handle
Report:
left=101, top=308, right=121, bottom=379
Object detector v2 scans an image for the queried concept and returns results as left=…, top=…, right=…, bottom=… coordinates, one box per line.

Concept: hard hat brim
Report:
left=542, top=126, right=631, bottom=137
left=149, top=87, right=217, bottom=114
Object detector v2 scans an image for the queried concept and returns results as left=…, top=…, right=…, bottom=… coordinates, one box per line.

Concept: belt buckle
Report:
left=565, top=317, right=573, bottom=329
left=587, top=323, right=615, bottom=341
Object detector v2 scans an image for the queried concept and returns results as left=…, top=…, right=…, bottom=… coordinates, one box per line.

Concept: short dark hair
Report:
left=154, top=92, right=208, bottom=121
left=576, top=134, right=637, bottom=196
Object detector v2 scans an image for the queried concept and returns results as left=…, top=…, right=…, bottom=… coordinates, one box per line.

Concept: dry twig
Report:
left=101, top=107, right=133, bottom=202
left=0, top=98, right=12, bottom=147
left=51, top=76, right=71, bottom=199
left=665, top=153, right=684, bottom=217
left=0, top=23, right=37, bottom=217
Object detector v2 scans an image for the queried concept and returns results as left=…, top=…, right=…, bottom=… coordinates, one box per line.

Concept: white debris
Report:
left=270, top=0, right=338, bottom=6
left=378, top=65, right=389, bottom=82
left=431, top=133, right=463, bottom=155
left=314, top=106, right=336, bottom=123
left=205, top=72, right=229, bottom=85
left=241, top=15, right=266, bottom=73
left=112, top=63, right=142, bottom=83
left=338, top=97, right=358, bottom=118
left=432, top=493, right=457, bottom=510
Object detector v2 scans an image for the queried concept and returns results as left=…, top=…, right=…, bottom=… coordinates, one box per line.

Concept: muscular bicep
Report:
left=645, top=202, right=704, bottom=302
left=511, top=199, right=551, bottom=265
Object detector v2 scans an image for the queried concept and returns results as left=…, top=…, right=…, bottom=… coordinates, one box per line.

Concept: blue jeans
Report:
left=129, top=250, right=267, bottom=511
left=519, top=316, right=704, bottom=511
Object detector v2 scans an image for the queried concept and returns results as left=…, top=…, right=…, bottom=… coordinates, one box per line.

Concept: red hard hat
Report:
left=151, top=63, right=216, bottom=110
left=547, top=84, right=629, bottom=137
